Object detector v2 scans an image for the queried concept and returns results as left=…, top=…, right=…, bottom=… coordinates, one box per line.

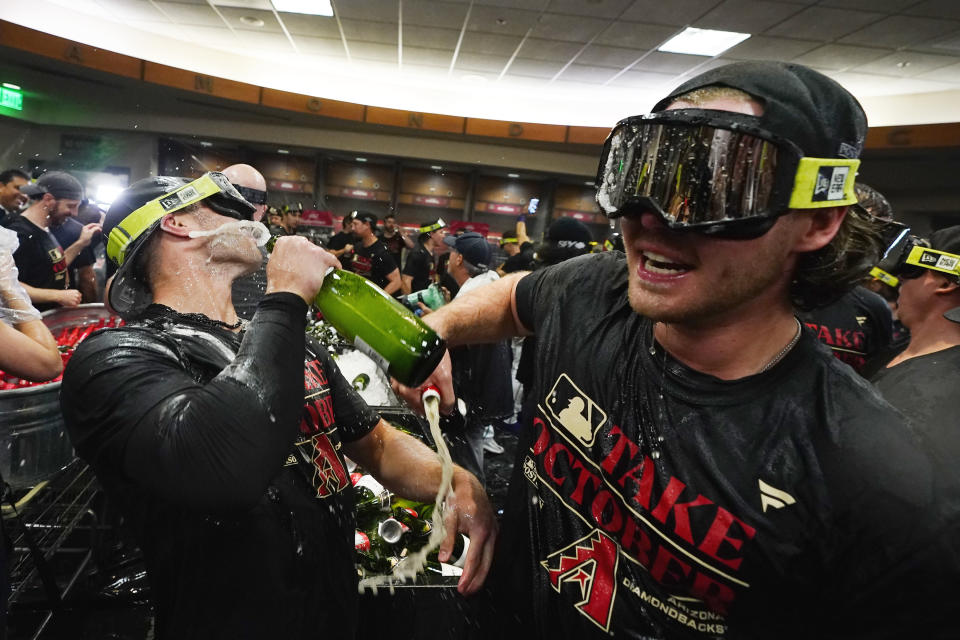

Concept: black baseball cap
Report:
left=350, top=210, right=378, bottom=227
left=928, top=225, right=960, bottom=324
left=546, top=217, right=593, bottom=250
left=443, top=231, right=491, bottom=268
left=20, top=171, right=85, bottom=201
left=655, top=61, right=867, bottom=161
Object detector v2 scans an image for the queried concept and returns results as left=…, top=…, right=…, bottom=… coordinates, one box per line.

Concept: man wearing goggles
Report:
left=396, top=61, right=949, bottom=639
left=60, top=173, right=495, bottom=638
left=401, top=217, right=446, bottom=295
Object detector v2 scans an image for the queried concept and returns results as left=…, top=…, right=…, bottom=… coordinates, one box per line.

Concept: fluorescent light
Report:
left=584, top=181, right=595, bottom=186
left=277, top=148, right=290, bottom=154
left=2, top=83, right=20, bottom=90
left=430, top=165, right=442, bottom=170
left=199, top=141, right=213, bottom=148
left=271, top=0, right=333, bottom=16
left=658, top=27, right=750, bottom=57
left=507, top=173, right=519, bottom=178
left=355, top=157, right=367, bottom=162
left=95, top=184, right=124, bottom=207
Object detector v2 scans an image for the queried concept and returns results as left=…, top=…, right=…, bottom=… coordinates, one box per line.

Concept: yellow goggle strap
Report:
left=787, top=158, right=860, bottom=210
left=905, top=245, right=960, bottom=277
left=500, top=237, right=518, bottom=246
left=869, top=267, right=900, bottom=288
left=419, top=219, right=446, bottom=234
left=107, top=173, right=228, bottom=266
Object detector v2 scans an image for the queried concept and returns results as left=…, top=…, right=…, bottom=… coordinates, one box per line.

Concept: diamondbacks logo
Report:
left=542, top=530, right=620, bottom=631
left=758, top=479, right=796, bottom=513
left=546, top=374, right=606, bottom=447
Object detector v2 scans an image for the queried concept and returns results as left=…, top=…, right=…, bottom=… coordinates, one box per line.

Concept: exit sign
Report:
left=0, top=87, right=22, bottom=111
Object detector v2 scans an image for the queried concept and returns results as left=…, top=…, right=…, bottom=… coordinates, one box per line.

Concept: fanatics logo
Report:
left=758, top=479, right=796, bottom=513
left=545, top=374, right=607, bottom=447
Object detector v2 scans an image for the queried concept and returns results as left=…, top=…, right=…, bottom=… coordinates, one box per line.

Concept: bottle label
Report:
left=353, top=336, right=389, bottom=375
left=355, top=474, right=390, bottom=509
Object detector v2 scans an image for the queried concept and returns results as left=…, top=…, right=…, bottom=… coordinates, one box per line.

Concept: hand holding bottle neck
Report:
left=265, top=235, right=340, bottom=305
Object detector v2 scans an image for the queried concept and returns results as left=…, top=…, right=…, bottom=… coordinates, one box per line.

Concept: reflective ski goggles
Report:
left=107, top=172, right=255, bottom=267
left=868, top=221, right=912, bottom=288
left=595, top=110, right=860, bottom=239
left=880, top=234, right=960, bottom=285
left=419, top=219, right=446, bottom=234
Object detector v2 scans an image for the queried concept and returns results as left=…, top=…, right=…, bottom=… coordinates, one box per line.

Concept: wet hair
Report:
left=791, top=207, right=887, bottom=311
left=668, top=86, right=756, bottom=108
left=0, top=168, right=28, bottom=184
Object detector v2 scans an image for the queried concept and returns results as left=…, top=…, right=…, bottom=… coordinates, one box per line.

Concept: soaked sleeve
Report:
left=60, top=293, right=309, bottom=512
left=313, top=345, right=379, bottom=442
left=402, top=249, right=424, bottom=277
left=515, top=253, right=612, bottom=334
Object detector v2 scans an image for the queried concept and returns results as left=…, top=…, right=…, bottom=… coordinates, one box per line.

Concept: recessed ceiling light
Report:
left=240, top=15, right=265, bottom=27
left=896, top=61, right=911, bottom=69
left=356, top=157, right=367, bottom=162
left=658, top=27, right=750, bottom=57
left=277, top=148, right=290, bottom=154
left=584, top=181, right=595, bottom=186
left=2, top=82, right=21, bottom=90
left=495, top=18, right=506, bottom=26
left=430, top=165, right=443, bottom=170
left=507, top=173, right=519, bottom=178
left=271, top=0, right=333, bottom=16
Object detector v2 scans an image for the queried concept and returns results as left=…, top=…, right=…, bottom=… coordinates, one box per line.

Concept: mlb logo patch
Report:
left=545, top=374, right=607, bottom=447
left=812, top=166, right=850, bottom=202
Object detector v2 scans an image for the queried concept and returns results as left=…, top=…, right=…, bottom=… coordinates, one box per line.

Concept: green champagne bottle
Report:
left=354, top=474, right=391, bottom=526
left=314, top=268, right=446, bottom=387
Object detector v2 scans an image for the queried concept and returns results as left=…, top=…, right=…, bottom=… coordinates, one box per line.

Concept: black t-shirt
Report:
left=501, top=242, right=535, bottom=273
left=51, top=217, right=99, bottom=291
left=349, top=239, right=397, bottom=290
left=377, top=229, right=405, bottom=270
left=402, top=244, right=436, bottom=292
left=4, top=215, right=68, bottom=310
left=60, top=293, right=379, bottom=640
left=231, top=249, right=268, bottom=321
left=491, top=252, right=942, bottom=640
left=799, top=286, right=894, bottom=375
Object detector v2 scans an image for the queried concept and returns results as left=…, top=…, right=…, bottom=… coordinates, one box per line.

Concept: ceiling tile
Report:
left=818, top=0, right=915, bottom=11
left=632, top=51, right=710, bottom=74
left=93, top=0, right=167, bottom=22
left=335, top=0, right=401, bottom=22
left=211, top=0, right=272, bottom=9
left=549, top=0, right=635, bottom=19
left=619, top=0, right=723, bottom=26
left=341, top=19, right=398, bottom=44
left=506, top=58, right=568, bottom=78
left=839, top=16, right=960, bottom=49
left=556, top=64, right=621, bottom=84
left=236, top=30, right=296, bottom=52
left=765, top=7, right=885, bottom=41
left=155, top=2, right=223, bottom=27
left=216, top=7, right=284, bottom=32
left=792, top=44, right=891, bottom=71
left=296, top=36, right=347, bottom=57
left=605, top=68, right=675, bottom=88
left=518, top=38, right=586, bottom=61
left=459, top=31, right=525, bottom=55
left=472, top=0, right=546, bottom=10
left=350, top=41, right=399, bottom=61
left=466, top=5, right=540, bottom=35
left=455, top=52, right=512, bottom=73
left=915, top=61, right=960, bottom=84
left=403, top=47, right=454, bottom=67
left=722, top=35, right=820, bottom=61
left=855, top=51, right=960, bottom=77
left=577, top=44, right=648, bottom=68
left=904, top=0, right=960, bottom=21
left=279, top=14, right=341, bottom=38
left=694, top=0, right=803, bottom=33
left=531, top=13, right=612, bottom=43
left=593, top=21, right=677, bottom=49
left=404, top=26, right=461, bottom=50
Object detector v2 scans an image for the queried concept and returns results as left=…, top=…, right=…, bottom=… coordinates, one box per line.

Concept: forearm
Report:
left=516, top=219, right=530, bottom=245
left=77, top=267, right=97, bottom=303
left=63, top=242, right=84, bottom=267
left=20, top=282, right=61, bottom=304
left=401, top=275, right=413, bottom=295
left=425, top=272, right=529, bottom=347
left=0, top=321, right=62, bottom=381
left=383, top=271, right=401, bottom=295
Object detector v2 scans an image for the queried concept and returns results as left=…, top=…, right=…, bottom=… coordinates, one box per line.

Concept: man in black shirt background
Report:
left=377, top=212, right=411, bottom=272
left=349, top=209, right=400, bottom=295
left=60, top=173, right=496, bottom=639
left=402, top=217, right=445, bottom=295
left=0, top=168, right=28, bottom=223
left=399, top=61, right=950, bottom=639
left=326, top=213, right=355, bottom=265
left=50, top=199, right=103, bottom=303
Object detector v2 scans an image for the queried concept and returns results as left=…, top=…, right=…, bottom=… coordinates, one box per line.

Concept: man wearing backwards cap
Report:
left=348, top=210, right=401, bottom=295
left=873, top=225, right=960, bottom=486
left=3, top=171, right=100, bottom=311
left=401, top=217, right=445, bottom=295
left=58, top=173, right=495, bottom=639
left=396, top=61, right=949, bottom=638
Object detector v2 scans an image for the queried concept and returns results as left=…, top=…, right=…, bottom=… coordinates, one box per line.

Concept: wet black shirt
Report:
left=51, top=217, right=99, bottom=294
left=60, top=293, right=379, bottom=640
left=3, top=215, right=67, bottom=310
left=799, top=286, right=894, bottom=375
left=493, top=252, right=940, bottom=640
left=501, top=242, right=535, bottom=273
left=349, top=239, right=397, bottom=291
left=376, top=229, right=405, bottom=271
left=402, top=244, right=435, bottom=292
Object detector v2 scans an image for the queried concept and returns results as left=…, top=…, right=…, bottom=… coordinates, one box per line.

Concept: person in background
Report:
left=51, top=199, right=103, bottom=303
left=348, top=210, right=400, bottom=295
left=0, top=168, right=28, bottom=223
left=325, top=213, right=355, bottom=264
left=224, top=163, right=270, bottom=321
left=4, top=171, right=98, bottom=311
left=277, top=204, right=301, bottom=236
left=60, top=173, right=496, bottom=640
left=398, top=61, right=952, bottom=638
left=266, top=206, right=283, bottom=234
left=497, top=219, right=535, bottom=275
left=799, top=183, right=896, bottom=375
left=401, top=218, right=445, bottom=295
left=377, top=212, right=411, bottom=272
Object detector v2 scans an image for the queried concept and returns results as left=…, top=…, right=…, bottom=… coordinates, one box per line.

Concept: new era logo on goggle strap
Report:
left=159, top=186, right=201, bottom=211
left=812, top=166, right=850, bottom=202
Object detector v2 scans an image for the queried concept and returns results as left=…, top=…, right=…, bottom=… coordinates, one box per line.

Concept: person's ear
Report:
left=933, top=274, right=960, bottom=296
left=791, top=206, right=846, bottom=253
left=159, top=212, right=194, bottom=238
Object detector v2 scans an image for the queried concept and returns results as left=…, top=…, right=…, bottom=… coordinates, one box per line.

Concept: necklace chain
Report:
left=759, top=318, right=803, bottom=373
